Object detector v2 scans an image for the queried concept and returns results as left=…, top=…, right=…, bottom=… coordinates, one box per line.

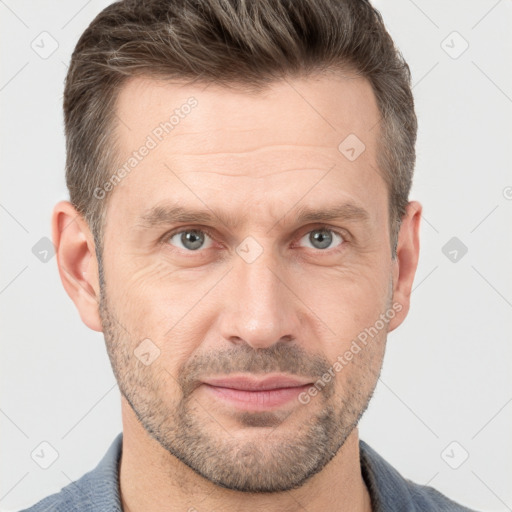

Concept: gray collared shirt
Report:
left=20, top=432, right=477, bottom=511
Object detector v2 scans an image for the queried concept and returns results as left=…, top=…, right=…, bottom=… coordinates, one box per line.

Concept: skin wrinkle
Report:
left=170, top=167, right=334, bottom=178
left=166, top=156, right=346, bottom=182
left=173, top=143, right=340, bottom=154
left=55, top=73, right=421, bottom=512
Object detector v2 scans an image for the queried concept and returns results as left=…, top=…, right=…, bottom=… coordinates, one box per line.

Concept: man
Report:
left=21, top=0, right=476, bottom=510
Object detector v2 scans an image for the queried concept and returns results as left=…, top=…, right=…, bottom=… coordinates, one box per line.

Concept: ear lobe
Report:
left=388, top=201, right=422, bottom=333
left=52, top=201, right=103, bottom=332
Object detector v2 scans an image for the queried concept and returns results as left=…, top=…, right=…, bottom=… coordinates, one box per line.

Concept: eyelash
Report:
left=160, top=225, right=349, bottom=255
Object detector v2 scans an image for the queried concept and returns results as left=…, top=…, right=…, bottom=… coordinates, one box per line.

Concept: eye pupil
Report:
left=181, top=230, right=204, bottom=250
left=309, top=229, right=332, bottom=249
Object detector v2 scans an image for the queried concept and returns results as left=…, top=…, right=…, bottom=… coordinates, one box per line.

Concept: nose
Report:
left=218, top=249, right=301, bottom=350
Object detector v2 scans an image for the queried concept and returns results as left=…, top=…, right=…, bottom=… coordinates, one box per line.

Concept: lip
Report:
left=201, top=374, right=313, bottom=411
left=203, top=374, right=312, bottom=391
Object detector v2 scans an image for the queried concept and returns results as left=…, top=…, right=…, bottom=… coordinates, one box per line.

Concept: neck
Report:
left=119, top=400, right=372, bottom=512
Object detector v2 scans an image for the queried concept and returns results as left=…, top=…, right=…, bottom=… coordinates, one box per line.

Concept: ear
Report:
left=52, top=201, right=103, bottom=332
left=388, top=201, right=422, bottom=333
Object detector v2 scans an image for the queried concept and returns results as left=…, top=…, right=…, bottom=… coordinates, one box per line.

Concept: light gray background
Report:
left=1, top=1, right=511, bottom=510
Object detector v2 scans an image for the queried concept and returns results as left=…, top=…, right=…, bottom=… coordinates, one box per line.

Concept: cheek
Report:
left=104, top=257, right=221, bottom=369
left=291, top=261, right=391, bottom=334
left=287, top=261, right=391, bottom=385
left=107, top=255, right=199, bottom=321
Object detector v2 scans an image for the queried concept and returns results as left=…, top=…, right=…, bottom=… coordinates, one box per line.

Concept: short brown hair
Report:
left=64, top=0, right=416, bottom=254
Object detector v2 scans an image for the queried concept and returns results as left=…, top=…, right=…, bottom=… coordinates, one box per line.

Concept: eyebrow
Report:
left=293, top=203, right=370, bottom=225
left=136, top=202, right=370, bottom=231
left=137, top=204, right=247, bottom=230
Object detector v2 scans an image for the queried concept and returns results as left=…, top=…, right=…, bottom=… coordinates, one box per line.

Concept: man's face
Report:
left=98, top=73, right=397, bottom=492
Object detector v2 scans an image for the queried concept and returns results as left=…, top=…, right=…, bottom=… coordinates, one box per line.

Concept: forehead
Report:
left=114, top=72, right=379, bottom=154
left=106, top=72, right=386, bottom=227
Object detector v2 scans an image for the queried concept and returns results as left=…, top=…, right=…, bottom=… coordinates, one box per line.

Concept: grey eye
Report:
left=299, top=228, right=343, bottom=250
left=168, top=230, right=212, bottom=251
